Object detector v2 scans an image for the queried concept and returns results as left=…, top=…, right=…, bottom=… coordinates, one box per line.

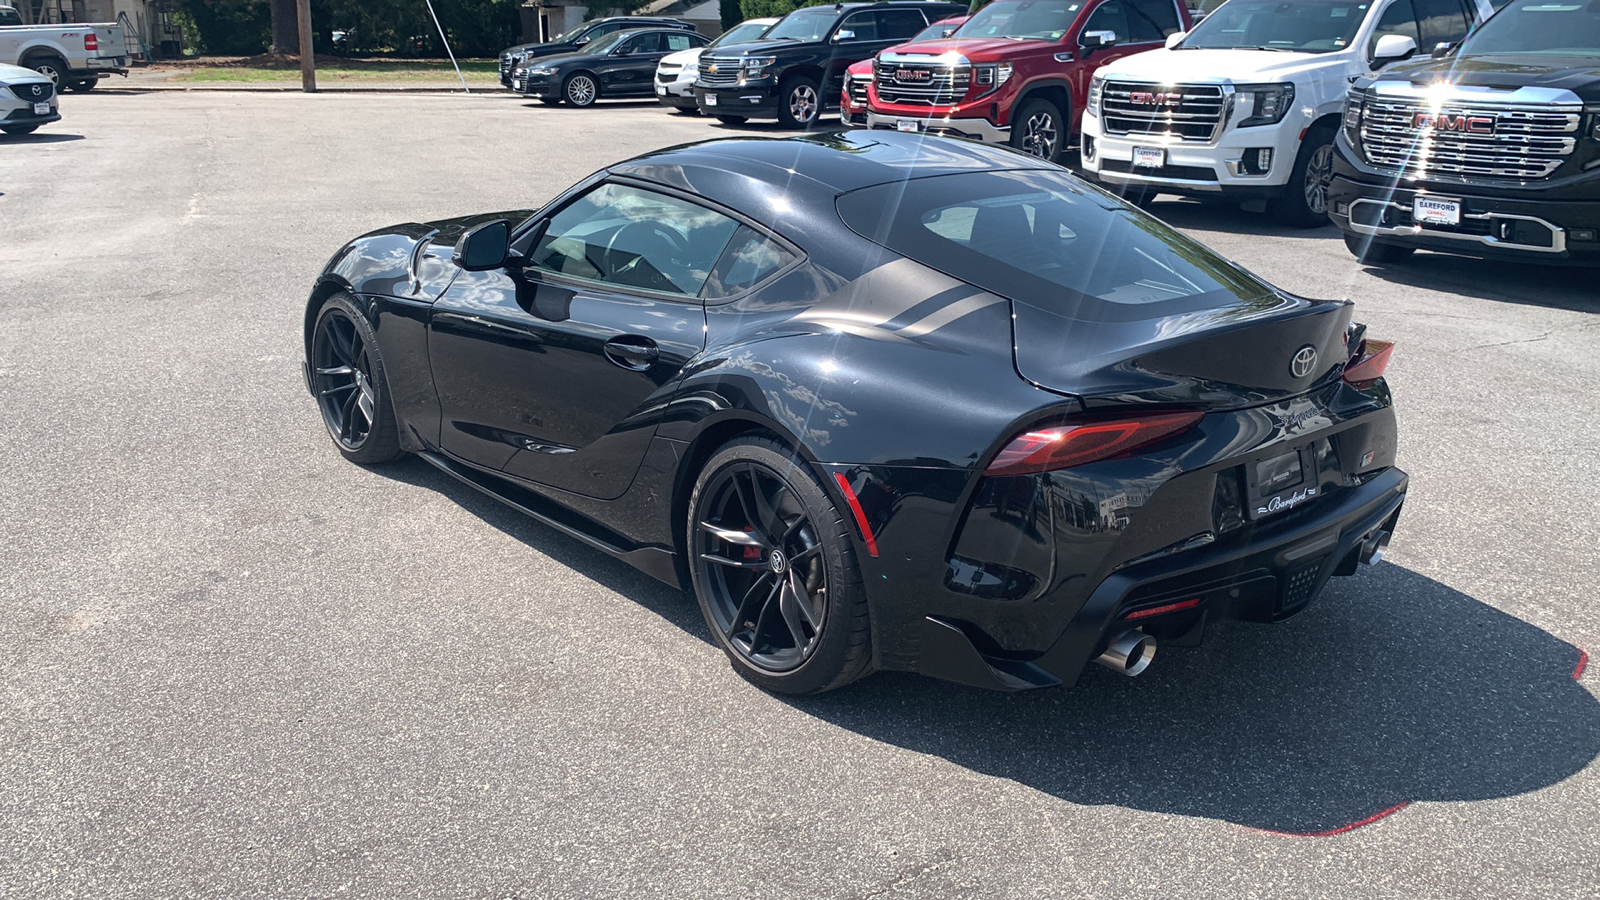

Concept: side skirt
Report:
left=415, top=451, right=684, bottom=590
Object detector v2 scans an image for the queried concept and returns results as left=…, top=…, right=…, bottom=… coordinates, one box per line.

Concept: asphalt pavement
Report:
left=2, top=92, right=1598, bottom=899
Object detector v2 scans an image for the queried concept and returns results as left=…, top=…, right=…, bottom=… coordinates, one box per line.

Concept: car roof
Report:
left=611, top=131, right=1050, bottom=199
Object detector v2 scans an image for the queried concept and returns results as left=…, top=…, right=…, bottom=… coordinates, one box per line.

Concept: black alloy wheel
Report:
left=310, top=293, right=403, bottom=464
left=688, top=437, right=871, bottom=694
left=1343, top=232, right=1416, bottom=266
left=776, top=75, right=821, bottom=129
left=1272, top=123, right=1338, bottom=228
left=564, top=72, right=599, bottom=107
left=1010, top=99, right=1063, bottom=164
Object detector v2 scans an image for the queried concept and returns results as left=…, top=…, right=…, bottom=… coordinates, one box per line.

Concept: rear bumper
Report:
left=920, top=467, right=1408, bottom=691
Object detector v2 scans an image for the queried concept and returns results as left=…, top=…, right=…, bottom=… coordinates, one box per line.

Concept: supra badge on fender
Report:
left=301, top=132, right=1406, bottom=695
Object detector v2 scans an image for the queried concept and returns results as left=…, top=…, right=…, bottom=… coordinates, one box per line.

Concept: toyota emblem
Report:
left=1290, top=345, right=1318, bottom=379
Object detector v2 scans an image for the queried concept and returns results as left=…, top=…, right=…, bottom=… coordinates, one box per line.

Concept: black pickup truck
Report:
left=1329, top=0, right=1600, bottom=266
left=692, top=0, right=965, bottom=128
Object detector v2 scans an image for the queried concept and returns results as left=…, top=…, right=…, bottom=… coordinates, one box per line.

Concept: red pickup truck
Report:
left=860, top=0, right=1191, bottom=163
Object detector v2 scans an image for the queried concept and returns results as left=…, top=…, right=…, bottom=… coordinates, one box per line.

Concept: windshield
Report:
left=913, top=17, right=965, bottom=40
left=1181, top=0, right=1371, bottom=52
left=1454, top=0, right=1600, bottom=56
left=709, top=19, right=774, bottom=48
left=583, top=30, right=632, bottom=54
left=551, top=24, right=592, bottom=43
left=763, top=6, right=840, bottom=41
left=959, top=0, right=1084, bottom=41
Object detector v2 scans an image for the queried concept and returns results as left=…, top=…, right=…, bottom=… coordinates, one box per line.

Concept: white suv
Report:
left=655, top=17, right=778, bottom=112
left=0, top=61, right=58, bottom=135
left=1080, top=0, right=1496, bottom=226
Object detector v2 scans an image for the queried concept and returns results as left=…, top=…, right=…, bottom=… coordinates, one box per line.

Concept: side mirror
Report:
left=832, top=28, right=855, bottom=43
left=1431, top=41, right=1454, bottom=58
left=453, top=219, right=511, bottom=271
left=1165, top=30, right=1186, bottom=49
left=575, top=35, right=590, bottom=45
left=1080, top=30, right=1118, bottom=53
left=1372, top=33, right=1417, bottom=66
left=613, top=45, right=631, bottom=55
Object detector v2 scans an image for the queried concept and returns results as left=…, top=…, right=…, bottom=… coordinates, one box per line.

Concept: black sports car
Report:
left=302, top=132, right=1406, bottom=695
left=513, top=28, right=709, bottom=106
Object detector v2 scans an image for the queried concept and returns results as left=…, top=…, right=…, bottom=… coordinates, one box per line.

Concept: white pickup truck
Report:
left=0, top=3, right=128, bottom=93
left=1079, top=0, right=1500, bottom=226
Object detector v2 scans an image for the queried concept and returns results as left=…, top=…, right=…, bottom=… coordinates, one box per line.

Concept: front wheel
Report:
left=688, top=437, right=873, bottom=694
left=1009, top=99, right=1065, bottom=164
left=1, top=125, right=40, bottom=136
left=1271, top=124, right=1337, bottom=228
left=563, top=72, right=599, bottom=107
left=775, top=75, right=821, bottom=129
left=1343, top=232, right=1416, bottom=266
left=309, top=293, right=404, bottom=465
left=26, top=57, right=68, bottom=86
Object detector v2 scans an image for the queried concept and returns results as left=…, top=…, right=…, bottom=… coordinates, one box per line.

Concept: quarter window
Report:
left=705, top=227, right=798, bottom=299
left=528, top=183, right=741, bottom=297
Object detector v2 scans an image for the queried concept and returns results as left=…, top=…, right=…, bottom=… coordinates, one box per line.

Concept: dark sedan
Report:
left=514, top=28, right=709, bottom=106
left=301, top=132, right=1407, bottom=695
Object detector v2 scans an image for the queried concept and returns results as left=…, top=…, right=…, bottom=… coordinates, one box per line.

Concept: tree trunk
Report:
left=270, top=0, right=299, bottom=54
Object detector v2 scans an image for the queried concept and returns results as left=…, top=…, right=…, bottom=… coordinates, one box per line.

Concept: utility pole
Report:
left=297, top=0, right=315, bottom=92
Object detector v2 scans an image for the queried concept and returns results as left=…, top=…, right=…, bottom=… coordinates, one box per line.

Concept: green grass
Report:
left=173, top=60, right=500, bottom=84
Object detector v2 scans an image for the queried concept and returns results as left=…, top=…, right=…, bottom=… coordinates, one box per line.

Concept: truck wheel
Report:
left=1343, top=232, right=1416, bottom=266
left=1271, top=123, right=1338, bottom=228
left=66, top=77, right=96, bottom=93
left=25, top=56, right=69, bottom=86
left=776, top=74, right=821, bottom=129
left=1, top=125, right=40, bottom=136
left=715, top=115, right=746, bottom=126
left=1009, top=99, right=1065, bottom=164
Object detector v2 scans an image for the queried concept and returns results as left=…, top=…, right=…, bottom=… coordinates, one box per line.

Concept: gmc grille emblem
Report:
left=1130, top=91, right=1182, bottom=107
left=1412, top=112, right=1495, bottom=135
left=895, top=68, right=932, bottom=83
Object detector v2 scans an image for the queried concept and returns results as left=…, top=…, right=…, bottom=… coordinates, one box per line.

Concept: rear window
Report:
left=835, top=170, right=1280, bottom=323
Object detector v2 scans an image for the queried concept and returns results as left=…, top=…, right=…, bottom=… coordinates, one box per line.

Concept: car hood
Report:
left=0, top=61, right=49, bottom=83
left=1097, top=47, right=1343, bottom=84
left=661, top=46, right=702, bottom=66
left=1373, top=55, right=1600, bottom=101
left=881, top=36, right=1056, bottom=61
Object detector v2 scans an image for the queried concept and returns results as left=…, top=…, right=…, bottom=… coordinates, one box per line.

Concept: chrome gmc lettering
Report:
left=1411, top=112, right=1495, bottom=135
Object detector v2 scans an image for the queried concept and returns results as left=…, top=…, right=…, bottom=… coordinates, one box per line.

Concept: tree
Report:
left=720, top=0, right=742, bottom=30
left=270, top=0, right=298, bottom=53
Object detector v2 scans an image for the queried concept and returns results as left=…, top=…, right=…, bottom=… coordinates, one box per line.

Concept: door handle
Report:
left=603, top=335, right=659, bottom=371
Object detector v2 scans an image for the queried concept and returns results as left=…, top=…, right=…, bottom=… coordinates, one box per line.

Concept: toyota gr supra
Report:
left=301, top=131, right=1406, bottom=695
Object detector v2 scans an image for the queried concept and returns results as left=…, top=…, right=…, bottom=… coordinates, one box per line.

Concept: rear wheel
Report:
left=310, top=293, right=404, bottom=465
left=1343, top=232, right=1416, bottom=266
left=688, top=437, right=872, bottom=694
left=1271, top=123, right=1338, bottom=228
left=563, top=72, right=599, bottom=107
left=1009, top=98, right=1065, bottom=164
left=715, top=115, right=746, bottom=125
left=66, top=77, right=96, bottom=93
left=776, top=74, right=821, bottom=129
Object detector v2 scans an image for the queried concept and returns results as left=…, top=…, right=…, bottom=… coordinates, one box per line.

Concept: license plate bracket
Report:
left=897, top=118, right=921, bottom=133
left=1245, top=445, right=1321, bottom=520
left=1413, top=195, right=1462, bottom=227
left=33, top=101, right=50, bottom=115
left=703, top=93, right=717, bottom=107
left=1133, top=146, right=1165, bottom=168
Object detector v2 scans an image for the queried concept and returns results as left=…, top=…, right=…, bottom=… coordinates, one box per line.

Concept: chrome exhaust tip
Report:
left=1361, top=529, right=1392, bottom=567
left=1094, top=631, right=1156, bottom=677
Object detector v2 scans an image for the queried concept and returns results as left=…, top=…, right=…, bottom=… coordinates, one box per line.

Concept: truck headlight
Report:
left=681, top=63, right=698, bottom=80
left=1088, top=75, right=1105, bottom=117
left=1235, top=82, right=1295, bottom=128
left=1342, top=90, right=1365, bottom=145
left=972, top=62, right=1012, bottom=98
left=742, top=56, right=776, bottom=77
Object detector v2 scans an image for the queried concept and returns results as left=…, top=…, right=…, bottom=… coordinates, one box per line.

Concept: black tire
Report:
left=66, top=77, right=96, bottom=93
left=687, top=437, right=873, bottom=694
left=309, top=293, right=404, bottom=465
left=1343, top=232, right=1417, bottom=266
left=1, top=125, right=40, bottom=136
left=537, top=98, right=561, bottom=106
left=24, top=56, right=69, bottom=87
left=715, top=115, right=746, bottom=125
left=775, top=74, right=821, bottom=129
left=562, top=72, right=599, bottom=107
left=1270, top=122, right=1338, bottom=228
left=672, top=105, right=699, bottom=115
left=1115, top=182, right=1159, bottom=208
left=1009, top=98, right=1065, bottom=164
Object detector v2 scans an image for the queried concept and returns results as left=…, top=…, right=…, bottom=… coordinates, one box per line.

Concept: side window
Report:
left=1125, top=0, right=1183, bottom=41
left=594, top=22, right=623, bottom=37
left=528, top=183, right=741, bottom=297
left=1369, top=0, right=1420, bottom=56
left=876, top=9, right=932, bottom=39
left=837, top=11, right=879, bottom=40
left=665, top=33, right=696, bottom=51
left=705, top=227, right=799, bottom=299
left=1082, top=1, right=1131, bottom=42
left=1413, top=0, right=1470, bottom=48
left=627, top=32, right=664, bottom=53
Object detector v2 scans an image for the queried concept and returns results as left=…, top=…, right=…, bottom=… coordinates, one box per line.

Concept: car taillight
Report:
left=84, top=33, right=98, bottom=51
left=1343, top=338, right=1394, bottom=386
left=985, top=412, right=1205, bottom=477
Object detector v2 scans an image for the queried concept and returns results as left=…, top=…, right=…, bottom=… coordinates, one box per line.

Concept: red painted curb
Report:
left=1259, top=802, right=1412, bottom=838
left=1575, top=649, right=1588, bottom=682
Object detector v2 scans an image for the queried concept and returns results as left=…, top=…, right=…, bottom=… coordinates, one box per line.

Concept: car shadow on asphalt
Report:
left=369, top=455, right=1600, bottom=836
left=0, top=132, right=84, bottom=144
left=1352, top=252, right=1600, bottom=312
